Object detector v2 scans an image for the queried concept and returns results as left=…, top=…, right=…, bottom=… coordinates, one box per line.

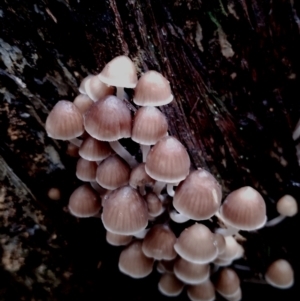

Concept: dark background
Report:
left=0, top=0, right=300, bottom=300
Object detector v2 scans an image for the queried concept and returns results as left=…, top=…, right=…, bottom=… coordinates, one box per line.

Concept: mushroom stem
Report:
left=265, top=215, right=286, bottom=227
left=169, top=210, right=190, bottom=223
left=215, top=211, right=240, bottom=236
left=116, top=86, right=125, bottom=100
left=153, top=181, right=166, bottom=196
left=109, top=140, right=138, bottom=168
left=69, top=138, right=83, bottom=147
left=141, top=144, right=151, bottom=162
left=215, top=225, right=239, bottom=237
left=167, top=183, right=178, bottom=197
left=138, top=185, right=146, bottom=196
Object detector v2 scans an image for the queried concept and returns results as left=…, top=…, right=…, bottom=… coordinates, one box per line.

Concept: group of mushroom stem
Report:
left=45, top=55, right=296, bottom=300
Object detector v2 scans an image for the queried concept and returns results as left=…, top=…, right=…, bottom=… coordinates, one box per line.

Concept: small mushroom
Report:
left=265, top=259, right=294, bottom=289
left=266, top=194, right=298, bottom=227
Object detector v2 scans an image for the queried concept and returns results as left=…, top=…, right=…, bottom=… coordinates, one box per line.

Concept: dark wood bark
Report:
left=0, top=0, right=300, bottom=300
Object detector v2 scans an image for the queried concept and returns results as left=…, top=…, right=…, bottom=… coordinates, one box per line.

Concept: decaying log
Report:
left=0, top=0, right=300, bottom=300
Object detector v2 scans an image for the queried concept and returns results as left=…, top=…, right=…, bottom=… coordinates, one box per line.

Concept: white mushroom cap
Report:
left=276, top=195, right=298, bottom=217
left=98, top=55, right=138, bottom=88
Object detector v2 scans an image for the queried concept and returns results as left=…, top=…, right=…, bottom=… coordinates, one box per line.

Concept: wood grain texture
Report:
left=0, top=0, right=300, bottom=300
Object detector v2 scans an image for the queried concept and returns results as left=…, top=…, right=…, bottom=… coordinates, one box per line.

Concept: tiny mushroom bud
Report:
left=47, top=187, right=61, bottom=201
left=265, top=259, right=294, bottom=289
left=68, top=184, right=101, bottom=218
left=266, top=194, right=298, bottom=227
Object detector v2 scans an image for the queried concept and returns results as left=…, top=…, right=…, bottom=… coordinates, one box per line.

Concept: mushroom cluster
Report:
left=45, top=55, right=296, bottom=301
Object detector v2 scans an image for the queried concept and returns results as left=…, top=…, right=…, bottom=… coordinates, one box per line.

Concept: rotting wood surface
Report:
left=0, top=1, right=300, bottom=300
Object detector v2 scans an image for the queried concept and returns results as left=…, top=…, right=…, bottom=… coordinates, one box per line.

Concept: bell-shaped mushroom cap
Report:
left=73, top=94, right=94, bottom=114
left=106, top=231, right=132, bottom=246
left=174, top=257, right=210, bottom=285
left=219, top=186, right=267, bottom=231
left=276, top=195, right=298, bottom=217
left=101, top=186, right=148, bottom=235
left=78, top=75, right=93, bottom=94
left=217, top=236, right=242, bottom=261
left=142, top=224, right=177, bottom=260
left=76, top=158, right=97, bottom=181
left=174, top=223, right=218, bottom=264
left=79, top=136, right=112, bottom=161
left=214, top=233, right=226, bottom=255
left=45, top=100, right=84, bottom=140
left=96, top=154, right=131, bottom=190
left=84, top=75, right=114, bottom=101
left=173, top=169, right=222, bottom=220
left=68, top=184, right=101, bottom=218
left=132, top=106, right=168, bottom=145
left=215, top=268, right=240, bottom=297
left=158, top=273, right=184, bottom=297
left=98, top=55, right=138, bottom=88
left=118, top=240, right=154, bottom=278
left=145, top=192, right=164, bottom=217
left=84, top=95, right=132, bottom=141
left=133, top=70, right=173, bottom=106
left=66, top=142, right=80, bottom=157
left=265, top=259, right=294, bottom=289
left=145, top=136, right=190, bottom=183
left=129, top=163, right=155, bottom=190
left=157, top=259, right=176, bottom=274
left=213, top=258, right=233, bottom=267
left=187, top=279, right=216, bottom=301
left=225, top=287, right=242, bottom=301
